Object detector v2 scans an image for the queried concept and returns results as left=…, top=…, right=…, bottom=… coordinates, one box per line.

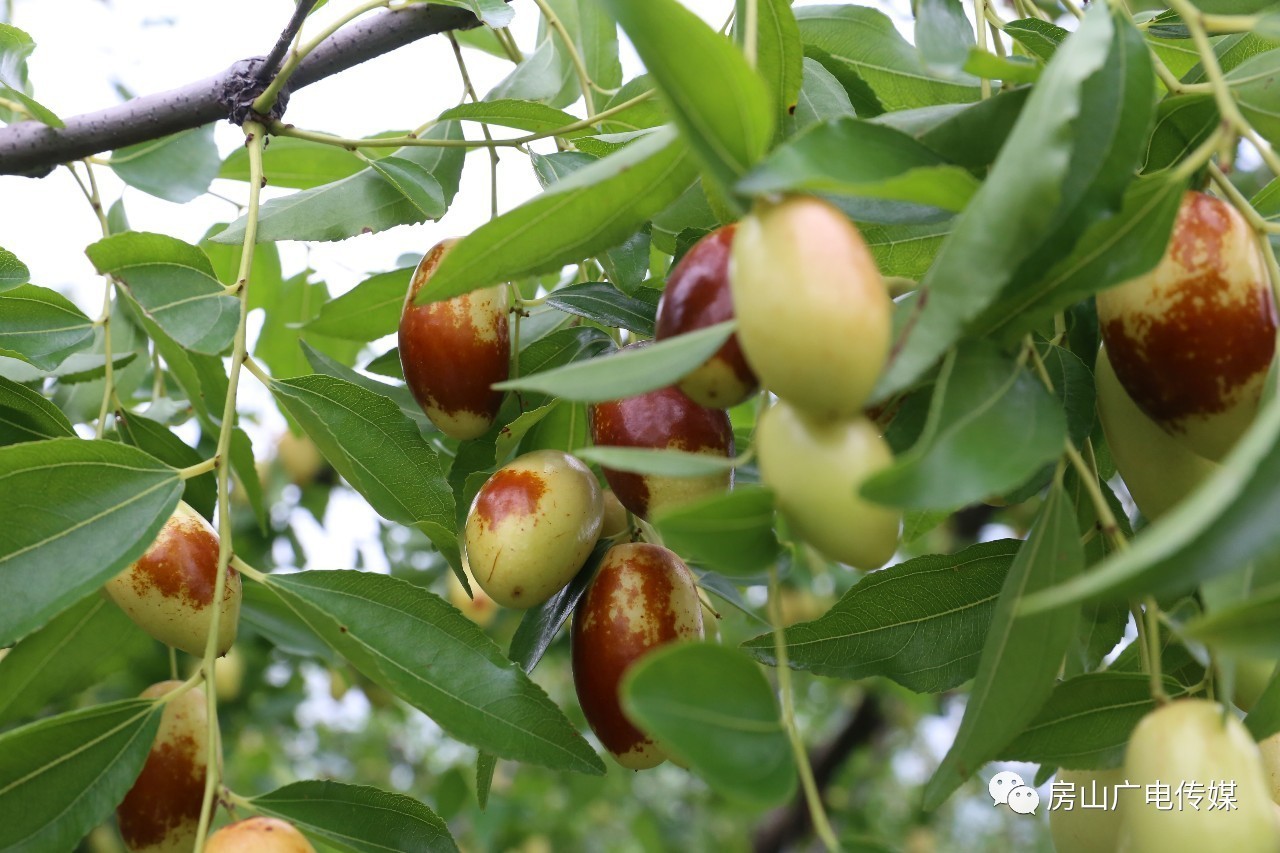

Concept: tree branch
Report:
left=752, top=696, right=887, bottom=853
left=256, top=1, right=319, bottom=85
left=0, top=3, right=489, bottom=177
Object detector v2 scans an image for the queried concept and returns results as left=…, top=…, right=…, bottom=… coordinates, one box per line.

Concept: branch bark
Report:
left=752, top=696, right=887, bottom=853
left=0, top=3, right=486, bottom=177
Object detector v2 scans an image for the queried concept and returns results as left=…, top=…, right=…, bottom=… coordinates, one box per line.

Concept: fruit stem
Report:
left=179, top=457, right=218, bottom=480
left=230, top=554, right=269, bottom=584
left=742, top=0, right=759, bottom=69
left=448, top=32, right=500, bottom=219
left=973, top=0, right=991, bottom=100
left=192, top=119, right=266, bottom=853
left=169, top=647, right=179, bottom=681
left=768, top=563, right=839, bottom=852
left=1144, top=596, right=1170, bottom=704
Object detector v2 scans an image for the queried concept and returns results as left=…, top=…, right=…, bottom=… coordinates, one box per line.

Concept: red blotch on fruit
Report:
left=117, top=734, right=205, bottom=849
left=474, top=468, right=547, bottom=526
left=131, top=518, right=227, bottom=608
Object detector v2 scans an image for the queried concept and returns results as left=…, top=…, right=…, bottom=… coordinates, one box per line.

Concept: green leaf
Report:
left=790, top=58, right=856, bottom=132
left=0, top=284, right=94, bottom=370
left=494, top=320, right=733, bottom=402
left=544, top=282, right=658, bottom=336
left=250, top=780, right=458, bottom=853
left=515, top=327, right=614, bottom=409
left=738, top=118, right=979, bottom=211
left=979, top=171, right=1186, bottom=336
left=998, top=672, right=1182, bottom=769
left=1143, top=94, right=1218, bottom=172
left=299, top=341, right=429, bottom=432
left=742, top=540, right=1019, bottom=692
left=651, top=487, right=779, bottom=578
left=863, top=343, right=1066, bottom=510
left=622, top=643, right=795, bottom=806
left=1184, top=586, right=1280, bottom=656
left=0, top=698, right=163, bottom=852
left=86, top=232, right=240, bottom=355
left=877, top=4, right=1153, bottom=398
left=1021, top=373, right=1280, bottom=612
left=963, top=50, right=1041, bottom=84
left=916, top=0, right=977, bottom=75
left=575, top=446, right=737, bottom=477
left=739, top=0, right=804, bottom=128
left=109, top=125, right=220, bottom=203
left=601, top=0, right=774, bottom=192
left=429, top=0, right=513, bottom=27
left=0, top=24, right=62, bottom=128
left=114, top=410, right=216, bottom=520
left=267, top=375, right=457, bottom=566
left=0, top=438, right=181, bottom=646
left=1227, top=48, right=1280, bottom=144
left=118, top=294, right=227, bottom=428
left=439, top=99, right=586, bottom=137
left=221, top=136, right=366, bottom=189
left=0, top=595, right=152, bottom=726
left=365, top=156, right=446, bottom=220
left=1004, top=19, right=1067, bottom=61
left=215, top=122, right=466, bottom=244
left=923, top=483, right=1083, bottom=810
left=417, top=128, right=697, bottom=301
left=0, top=246, right=29, bottom=291
left=263, top=570, right=604, bottom=774
left=305, top=267, right=412, bottom=342
left=795, top=5, right=979, bottom=110
left=860, top=221, right=951, bottom=280
left=1245, top=666, right=1280, bottom=741
left=0, top=374, right=73, bottom=446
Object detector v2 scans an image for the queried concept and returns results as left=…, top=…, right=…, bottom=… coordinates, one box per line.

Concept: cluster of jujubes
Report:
left=1096, top=191, right=1275, bottom=521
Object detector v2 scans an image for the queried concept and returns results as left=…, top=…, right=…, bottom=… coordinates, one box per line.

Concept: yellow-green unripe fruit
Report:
left=104, top=501, right=240, bottom=657
left=1049, top=768, right=1129, bottom=853
left=1257, top=731, right=1280, bottom=804
left=205, top=818, right=316, bottom=853
left=1235, top=658, right=1277, bottom=714
left=464, top=450, right=604, bottom=609
left=756, top=401, right=901, bottom=570
left=116, top=682, right=212, bottom=853
left=1121, top=699, right=1279, bottom=852
left=729, top=195, right=891, bottom=420
left=1096, top=348, right=1218, bottom=521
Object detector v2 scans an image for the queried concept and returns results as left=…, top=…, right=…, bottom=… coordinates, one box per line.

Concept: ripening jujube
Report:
left=399, top=239, right=510, bottom=441
left=464, top=449, right=603, bottom=609
left=654, top=224, right=759, bottom=408
left=1097, top=191, right=1276, bottom=462
left=1095, top=347, right=1218, bottom=521
left=116, top=682, right=211, bottom=853
left=729, top=195, right=892, bottom=420
left=204, top=818, right=316, bottom=853
left=572, top=543, right=703, bottom=769
left=1120, top=699, right=1279, bottom=851
left=103, top=501, right=240, bottom=657
left=589, top=380, right=734, bottom=520
left=755, top=401, right=900, bottom=570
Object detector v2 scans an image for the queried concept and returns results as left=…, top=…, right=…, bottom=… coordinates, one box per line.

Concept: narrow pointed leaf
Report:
left=0, top=374, right=73, bottom=446
left=0, top=284, right=94, bottom=370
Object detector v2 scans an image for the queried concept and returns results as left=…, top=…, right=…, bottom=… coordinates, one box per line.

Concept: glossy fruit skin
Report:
left=399, top=240, right=510, bottom=441
left=1096, top=347, right=1218, bottom=521
left=104, top=502, right=240, bottom=657
left=1049, top=768, right=1129, bottom=853
left=756, top=401, right=900, bottom=570
left=205, top=818, right=316, bottom=853
left=1097, top=191, right=1276, bottom=461
left=1257, top=731, right=1280, bottom=803
left=116, top=682, right=210, bottom=853
left=654, top=225, right=759, bottom=408
left=589, top=384, right=734, bottom=520
left=1121, top=699, right=1279, bottom=852
left=730, top=195, right=891, bottom=419
left=447, top=556, right=498, bottom=628
left=464, top=450, right=603, bottom=609
left=572, top=543, right=703, bottom=769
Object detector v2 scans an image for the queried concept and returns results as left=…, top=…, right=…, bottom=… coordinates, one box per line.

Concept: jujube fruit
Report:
left=654, top=225, right=759, bottom=408
left=589, top=382, right=734, bottom=520
left=1097, top=191, right=1275, bottom=461
left=399, top=239, right=510, bottom=441
left=1120, top=699, right=1278, bottom=851
left=205, top=818, right=316, bottom=853
left=572, top=543, right=703, bottom=769
left=600, top=489, right=630, bottom=539
left=756, top=401, right=901, bottom=570
left=464, top=449, right=603, bottom=609
left=1095, top=347, right=1218, bottom=521
left=447, top=556, right=498, bottom=628
left=104, top=501, right=240, bottom=657
left=730, top=195, right=891, bottom=419
left=116, top=682, right=212, bottom=853
left=275, top=431, right=324, bottom=486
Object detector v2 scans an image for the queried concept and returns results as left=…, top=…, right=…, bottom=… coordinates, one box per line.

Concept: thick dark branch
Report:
left=752, top=696, right=887, bottom=853
left=256, top=1, right=320, bottom=85
left=0, top=3, right=485, bottom=177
